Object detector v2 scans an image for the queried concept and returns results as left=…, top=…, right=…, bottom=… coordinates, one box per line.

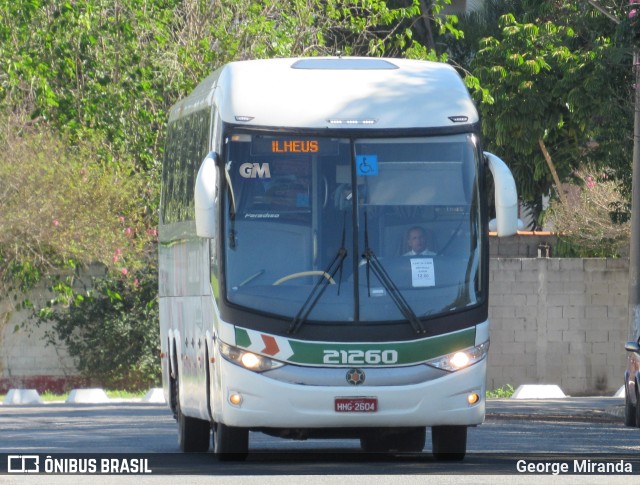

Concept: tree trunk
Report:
left=418, top=0, right=436, bottom=51
left=538, top=138, right=567, bottom=206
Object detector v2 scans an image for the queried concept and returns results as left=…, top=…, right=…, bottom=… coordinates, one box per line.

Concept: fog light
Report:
left=229, top=392, right=243, bottom=406
left=468, top=393, right=480, bottom=405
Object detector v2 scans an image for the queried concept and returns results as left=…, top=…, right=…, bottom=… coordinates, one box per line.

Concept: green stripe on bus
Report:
left=286, top=328, right=475, bottom=365
left=233, top=326, right=475, bottom=366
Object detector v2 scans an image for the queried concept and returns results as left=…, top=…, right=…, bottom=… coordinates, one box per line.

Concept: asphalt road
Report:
left=1, top=396, right=639, bottom=483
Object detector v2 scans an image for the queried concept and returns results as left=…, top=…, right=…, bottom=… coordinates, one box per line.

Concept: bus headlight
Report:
left=218, top=341, right=284, bottom=372
left=426, top=341, right=489, bottom=372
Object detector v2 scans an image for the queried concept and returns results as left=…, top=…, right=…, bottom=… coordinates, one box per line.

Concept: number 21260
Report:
left=323, top=349, right=398, bottom=365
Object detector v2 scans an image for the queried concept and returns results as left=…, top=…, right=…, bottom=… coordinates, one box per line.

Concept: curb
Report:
left=0, top=385, right=628, bottom=405
left=141, top=387, right=165, bottom=403
left=510, top=384, right=566, bottom=399
left=508, top=384, right=627, bottom=400
left=66, top=388, right=111, bottom=404
left=2, top=387, right=166, bottom=405
left=3, top=389, right=43, bottom=405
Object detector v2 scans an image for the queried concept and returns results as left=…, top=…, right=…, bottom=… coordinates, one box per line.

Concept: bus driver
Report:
left=403, top=226, right=436, bottom=256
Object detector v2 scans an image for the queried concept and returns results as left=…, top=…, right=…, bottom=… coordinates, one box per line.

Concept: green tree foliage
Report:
left=0, top=0, right=202, bottom=171
left=0, top=0, right=459, bottom=172
left=469, top=2, right=631, bottom=221
left=36, top=265, right=160, bottom=390
left=0, top=112, right=158, bottom=389
left=0, top=111, right=155, bottom=289
left=210, top=0, right=424, bottom=60
left=545, top=166, right=629, bottom=257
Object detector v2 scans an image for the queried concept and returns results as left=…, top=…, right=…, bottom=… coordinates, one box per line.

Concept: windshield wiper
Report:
left=225, top=161, right=237, bottom=248
left=289, top=213, right=348, bottom=334
left=362, top=248, right=426, bottom=335
left=362, top=213, right=426, bottom=335
left=288, top=247, right=347, bottom=334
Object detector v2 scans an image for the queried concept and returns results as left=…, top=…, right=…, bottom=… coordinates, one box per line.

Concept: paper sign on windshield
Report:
left=410, top=258, right=435, bottom=287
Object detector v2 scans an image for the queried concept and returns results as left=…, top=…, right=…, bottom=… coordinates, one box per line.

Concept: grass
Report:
left=486, top=384, right=515, bottom=398
left=104, top=390, right=149, bottom=399
left=40, top=391, right=67, bottom=402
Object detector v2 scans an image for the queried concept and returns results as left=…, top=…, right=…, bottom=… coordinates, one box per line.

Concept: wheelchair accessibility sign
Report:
left=356, top=155, right=378, bottom=176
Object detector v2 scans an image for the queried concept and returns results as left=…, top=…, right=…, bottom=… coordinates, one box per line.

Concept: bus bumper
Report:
left=214, top=359, right=486, bottom=428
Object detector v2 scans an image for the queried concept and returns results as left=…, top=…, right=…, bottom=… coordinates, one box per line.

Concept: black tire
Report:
left=174, top=374, right=211, bottom=452
left=624, top=385, right=637, bottom=427
left=431, top=425, right=467, bottom=461
left=360, top=427, right=426, bottom=453
left=213, top=422, right=249, bottom=461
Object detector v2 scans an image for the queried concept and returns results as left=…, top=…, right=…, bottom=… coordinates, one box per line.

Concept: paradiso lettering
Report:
left=323, top=349, right=399, bottom=365
left=239, top=162, right=271, bottom=178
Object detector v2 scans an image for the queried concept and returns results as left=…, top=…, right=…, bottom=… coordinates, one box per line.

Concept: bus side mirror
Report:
left=485, top=151, right=518, bottom=237
left=195, top=151, right=219, bottom=238
left=625, top=340, right=640, bottom=353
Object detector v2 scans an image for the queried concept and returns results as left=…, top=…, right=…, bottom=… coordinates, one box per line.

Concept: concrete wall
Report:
left=0, top=288, right=81, bottom=393
left=0, top=267, right=104, bottom=393
left=490, top=232, right=558, bottom=258
left=488, top=257, right=629, bottom=396
left=0, top=253, right=632, bottom=395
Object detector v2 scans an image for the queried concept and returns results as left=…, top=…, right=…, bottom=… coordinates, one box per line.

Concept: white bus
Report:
left=159, top=57, right=518, bottom=460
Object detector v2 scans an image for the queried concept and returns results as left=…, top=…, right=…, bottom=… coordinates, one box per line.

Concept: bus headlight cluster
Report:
left=218, top=342, right=284, bottom=372
left=426, top=341, right=489, bottom=372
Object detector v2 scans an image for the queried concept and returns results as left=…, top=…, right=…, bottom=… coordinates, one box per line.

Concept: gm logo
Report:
left=8, top=455, right=40, bottom=473
left=239, top=163, right=271, bottom=179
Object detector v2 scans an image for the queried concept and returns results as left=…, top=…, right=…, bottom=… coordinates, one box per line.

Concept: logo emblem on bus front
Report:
left=346, top=368, right=365, bottom=385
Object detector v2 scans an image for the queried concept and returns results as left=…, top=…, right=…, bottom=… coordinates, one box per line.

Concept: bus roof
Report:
left=169, top=57, right=479, bottom=130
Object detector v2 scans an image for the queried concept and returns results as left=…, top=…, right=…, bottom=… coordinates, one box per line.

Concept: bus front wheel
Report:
left=213, top=423, right=249, bottom=461
left=431, top=425, right=467, bottom=461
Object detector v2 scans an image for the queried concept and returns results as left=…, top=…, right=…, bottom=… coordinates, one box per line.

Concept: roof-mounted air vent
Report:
left=291, top=58, right=398, bottom=70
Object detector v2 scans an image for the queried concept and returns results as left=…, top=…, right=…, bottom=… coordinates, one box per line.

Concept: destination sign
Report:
left=271, top=140, right=318, bottom=153
left=249, top=136, right=341, bottom=156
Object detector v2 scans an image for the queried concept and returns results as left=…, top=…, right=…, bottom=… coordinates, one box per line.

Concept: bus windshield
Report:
left=223, top=133, right=482, bottom=326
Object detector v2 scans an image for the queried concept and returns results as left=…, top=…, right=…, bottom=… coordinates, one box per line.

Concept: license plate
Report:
left=335, top=397, right=378, bottom=413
